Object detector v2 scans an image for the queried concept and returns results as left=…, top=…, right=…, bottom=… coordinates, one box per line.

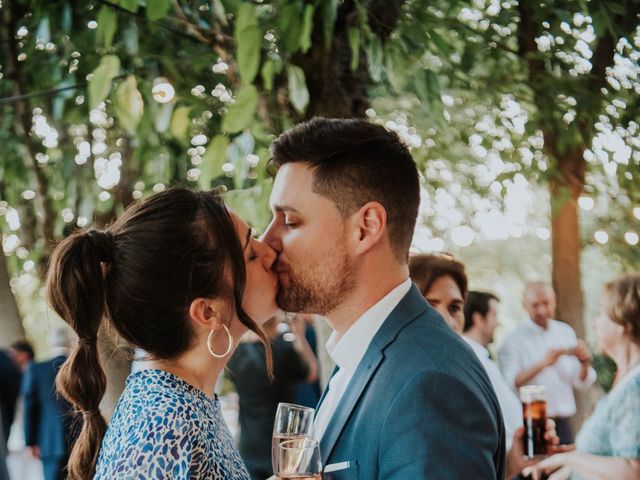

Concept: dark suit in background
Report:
left=0, top=350, right=21, bottom=445
left=319, top=285, right=506, bottom=480
left=22, top=355, right=77, bottom=480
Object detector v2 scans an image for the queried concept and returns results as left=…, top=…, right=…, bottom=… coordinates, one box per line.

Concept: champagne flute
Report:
left=272, top=403, right=315, bottom=473
left=276, top=437, right=322, bottom=480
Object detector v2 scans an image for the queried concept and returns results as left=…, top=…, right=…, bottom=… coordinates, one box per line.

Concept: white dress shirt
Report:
left=497, top=318, right=596, bottom=418
left=313, top=278, right=412, bottom=441
left=463, top=336, right=522, bottom=449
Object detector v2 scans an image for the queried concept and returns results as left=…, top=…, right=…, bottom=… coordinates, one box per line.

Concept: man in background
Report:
left=498, top=281, right=596, bottom=444
left=23, top=328, right=77, bottom=480
left=463, top=291, right=522, bottom=450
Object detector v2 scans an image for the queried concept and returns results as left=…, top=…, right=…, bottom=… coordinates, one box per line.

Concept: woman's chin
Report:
left=250, top=304, right=280, bottom=326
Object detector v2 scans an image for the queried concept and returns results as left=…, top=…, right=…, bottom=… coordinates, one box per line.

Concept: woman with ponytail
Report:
left=46, top=188, right=278, bottom=479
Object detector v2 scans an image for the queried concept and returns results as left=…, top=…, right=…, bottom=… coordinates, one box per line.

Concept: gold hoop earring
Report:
left=207, top=324, right=233, bottom=358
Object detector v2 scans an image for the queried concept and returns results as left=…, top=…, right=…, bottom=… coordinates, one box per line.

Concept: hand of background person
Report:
left=574, top=340, right=591, bottom=364
left=506, top=419, right=560, bottom=479
left=27, top=446, right=40, bottom=459
left=522, top=451, right=576, bottom=480
left=543, top=349, right=565, bottom=367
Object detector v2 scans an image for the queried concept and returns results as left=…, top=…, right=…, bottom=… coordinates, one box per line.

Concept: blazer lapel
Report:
left=319, top=284, right=430, bottom=464
left=319, top=347, right=383, bottom=463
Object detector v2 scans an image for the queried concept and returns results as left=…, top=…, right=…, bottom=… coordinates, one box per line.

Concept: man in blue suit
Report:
left=263, top=118, right=505, bottom=479
left=22, top=329, right=77, bottom=480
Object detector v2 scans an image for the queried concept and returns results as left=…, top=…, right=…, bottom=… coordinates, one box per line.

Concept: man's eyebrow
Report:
left=273, top=204, right=301, bottom=214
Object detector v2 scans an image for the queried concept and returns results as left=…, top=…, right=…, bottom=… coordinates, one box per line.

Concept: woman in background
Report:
left=47, top=188, right=278, bottom=479
left=525, top=273, right=640, bottom=480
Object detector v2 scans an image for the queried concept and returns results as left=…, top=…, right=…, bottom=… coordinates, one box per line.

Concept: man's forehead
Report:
left=270, top=163, right=329, bottom=210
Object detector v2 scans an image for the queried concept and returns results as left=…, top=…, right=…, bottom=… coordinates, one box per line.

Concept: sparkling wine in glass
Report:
left=272, top=403, right=315, bottom=473
left=276, top=437, right=322, bottom=480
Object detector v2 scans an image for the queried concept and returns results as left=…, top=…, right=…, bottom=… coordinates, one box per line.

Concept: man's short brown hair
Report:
left=271, top=117, right=420, bottom=262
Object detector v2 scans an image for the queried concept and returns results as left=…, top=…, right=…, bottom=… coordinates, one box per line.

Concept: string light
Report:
left=624, top=232, right=639, bottom=246
left=594, top=230, right=609, bottom=244
left=578, top=195, right=594, bottom=211
left=536, top=227, right=550, bottom=240
left=152, top=78, right=175, bottom=104
left=451, top=226, right=475, bottom=247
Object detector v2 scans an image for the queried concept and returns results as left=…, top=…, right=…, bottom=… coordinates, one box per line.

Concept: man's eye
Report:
left=248, top=250, right=258, bottom=261
left=450, top=305, right=461, bottom=313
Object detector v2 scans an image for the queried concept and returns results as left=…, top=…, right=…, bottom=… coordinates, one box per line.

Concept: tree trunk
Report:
left=549, top=180, right=584, bottom=337
left=0, top=249, right=25, bottom=347
left=548, top=148, right=587, bottom=337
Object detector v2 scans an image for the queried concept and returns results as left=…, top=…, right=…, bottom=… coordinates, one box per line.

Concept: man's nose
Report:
left=260, top=220, right=281, bottom=252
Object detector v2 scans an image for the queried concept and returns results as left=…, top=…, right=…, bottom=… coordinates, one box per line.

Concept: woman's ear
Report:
left=188, top=297, right=226, bottom=330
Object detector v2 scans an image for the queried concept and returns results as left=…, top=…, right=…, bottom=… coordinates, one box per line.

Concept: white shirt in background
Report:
left=497, top=318, right=596, bottom=418
left=463, top=336, right=522, bottom=449
left=313, top=278, right=412, bottom=441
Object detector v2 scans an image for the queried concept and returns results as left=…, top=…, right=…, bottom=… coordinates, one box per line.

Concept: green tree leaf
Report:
left=277, top=3, right=303, bottom=52
left=235, top=3, right=258, bottom=34
left=200, top=135, right=229, bottom=190
left=300, top=5, right=315, bottom=53
left=113, top=75, right=144, bottom=133
left=287, top=65, right=309, bottom=114
left=97, top=6, right=117, bottom=48
left=88, top=55, right=121, bottom=109
left=366, top=36, right=383, bottom=81
left=170, top=106, right=192, bottom=139
left=153, top=102, right=174, bottom=133
left=222, top=85, right=259, bottom=133
left=236, top=25, right=262, bottom=84
left=212, top=0, right=228, bottom=26
left=322, top=0, right=339, bottom=47
left=261, top=59, right=276, bottom=91
left=348, top=28, right=360, bottom=71
left=146, top=0, right=171, bottom=21
left=118, top=0, right=138, bottom=12
left=429, top=30, right=451, bottom=56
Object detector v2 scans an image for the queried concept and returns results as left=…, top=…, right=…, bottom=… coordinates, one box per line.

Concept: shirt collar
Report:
left=462, top=335, right=490, bottom=360
left=525, top=316, right=549, bottom=333
left=326, top=278, right=412, bottom=373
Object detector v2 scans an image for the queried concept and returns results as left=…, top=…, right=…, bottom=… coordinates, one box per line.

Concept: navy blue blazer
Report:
left=319, top=285, right=506, bottom=479
left=22, top=355, right=77, bottom=459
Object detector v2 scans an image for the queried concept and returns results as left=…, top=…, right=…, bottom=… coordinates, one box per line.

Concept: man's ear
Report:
left=351, top=201, right=387, bottom=255
left=472, top=312, right=484, bottom=329
left=188, top=297, right=226, bottom=330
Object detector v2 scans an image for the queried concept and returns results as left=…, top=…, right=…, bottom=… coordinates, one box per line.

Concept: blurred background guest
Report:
left=524, top=273, right=640, bottom=480
left=409, top=253, right=467, bottom=332
left=0, top=340, right=34, bottom=445
left=463, top=291, right=522, bottom=450
left=498, top=282, right=596, bottom=444
left=293, top=314, right=321, bottom=408
left=227, top=313, right=318, bottom=480
left=22, top=328, right=78, bottom=480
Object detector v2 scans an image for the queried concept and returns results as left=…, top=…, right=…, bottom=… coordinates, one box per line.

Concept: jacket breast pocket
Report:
left=323, top=460, right=359, bottom=480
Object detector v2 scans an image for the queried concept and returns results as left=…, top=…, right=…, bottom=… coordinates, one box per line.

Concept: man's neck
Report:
left=464, top=330, right=488, bottom=348
left=325, top=269, right=408, bottom=337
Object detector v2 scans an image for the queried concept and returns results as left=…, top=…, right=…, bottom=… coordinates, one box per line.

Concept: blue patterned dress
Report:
left=95, top=369, right=250, bottom=479
left=572, top=366, right=640, bottom=479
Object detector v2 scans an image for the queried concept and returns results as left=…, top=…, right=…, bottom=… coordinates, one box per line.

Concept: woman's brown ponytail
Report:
left=47, top=229, right=112, bottom=479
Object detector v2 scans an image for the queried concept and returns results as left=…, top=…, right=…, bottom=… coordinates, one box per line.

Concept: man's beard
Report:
left=276, top=252, right=356, bottom=315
